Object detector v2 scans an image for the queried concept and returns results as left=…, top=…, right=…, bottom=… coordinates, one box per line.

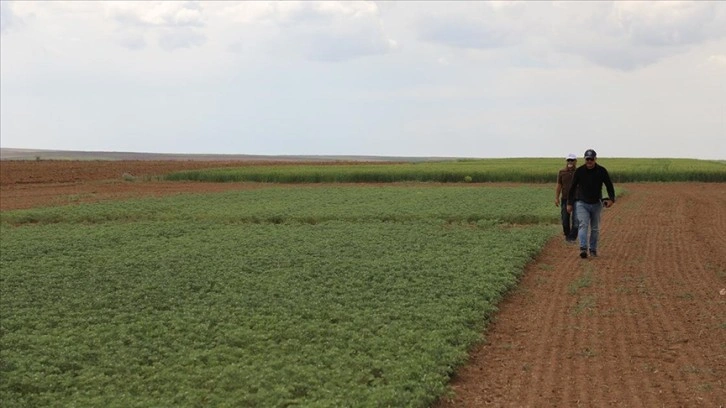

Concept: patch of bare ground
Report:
left=436, top=182, right=726, bottom=407
left=0, top=160, right=274, bottom=210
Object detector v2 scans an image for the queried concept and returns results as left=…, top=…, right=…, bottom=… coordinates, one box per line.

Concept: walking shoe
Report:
left=590, top=250, right=597, bottom=257
left=580, top=250, right=588, bottom=259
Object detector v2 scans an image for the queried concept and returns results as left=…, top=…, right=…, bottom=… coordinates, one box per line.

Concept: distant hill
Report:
left=0, top=148, right=455, bottom=162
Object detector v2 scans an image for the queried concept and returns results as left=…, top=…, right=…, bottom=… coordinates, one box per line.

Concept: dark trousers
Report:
left=560, top=199, right=578, bottom=240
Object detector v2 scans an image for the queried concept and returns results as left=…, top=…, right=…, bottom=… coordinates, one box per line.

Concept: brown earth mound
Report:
left=1, top=160, right=724, bottom=406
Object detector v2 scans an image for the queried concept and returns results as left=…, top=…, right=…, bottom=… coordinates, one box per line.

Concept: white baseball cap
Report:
left=566, top=153, right=577, bottom=160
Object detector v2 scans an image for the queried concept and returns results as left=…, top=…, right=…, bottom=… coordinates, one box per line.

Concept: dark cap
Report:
left=584, top=149, right=597, bottom=159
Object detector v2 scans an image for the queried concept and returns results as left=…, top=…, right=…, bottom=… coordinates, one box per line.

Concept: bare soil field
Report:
left=1, top=160, right=724, bottom=406
left=0, top=160, right=270, bottom=210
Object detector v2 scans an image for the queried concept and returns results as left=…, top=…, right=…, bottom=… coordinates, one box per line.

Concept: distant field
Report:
left=4, top=149, right=723, bottom=182
left=165, top=158, right=726, bottom=183
left=0, top=148, right=446, bottom=162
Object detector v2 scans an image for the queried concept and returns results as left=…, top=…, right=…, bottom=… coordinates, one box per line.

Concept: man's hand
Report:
left=603, top=199, right=614, bottom=208
left=555, top=199, right=560, bottom=207
left=566, top=204, right=573, bottom=214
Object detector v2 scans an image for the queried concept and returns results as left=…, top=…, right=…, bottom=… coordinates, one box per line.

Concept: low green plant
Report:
left=568, top=269, right=594, bottom=294
left=1, top=185, right=560, bottom=227
left=572, top=295, right=597, bottom=315
left=0, top=185, right=558, bottom=407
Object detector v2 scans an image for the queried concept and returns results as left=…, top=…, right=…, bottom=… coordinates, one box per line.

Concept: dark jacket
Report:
left=557, top=167, right=576, bottom=200
left=567, top=164, right=615, bottom=204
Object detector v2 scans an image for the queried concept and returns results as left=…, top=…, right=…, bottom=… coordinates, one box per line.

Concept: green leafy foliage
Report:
left=1, top=186, right=558, bottom=407
left=164, top=158, right=726, bottom=183
left=1, top=185, right=559, bottom=227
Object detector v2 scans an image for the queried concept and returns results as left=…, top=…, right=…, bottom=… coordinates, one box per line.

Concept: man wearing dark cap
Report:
left=566, top=149, right=615, bottom=258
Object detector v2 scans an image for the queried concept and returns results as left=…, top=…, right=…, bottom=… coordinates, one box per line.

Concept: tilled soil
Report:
left=436, top=182, right=726, bottom=407
left=1, top=161, right=724, bottom=406
left=0, top=160, right=313, bottom=211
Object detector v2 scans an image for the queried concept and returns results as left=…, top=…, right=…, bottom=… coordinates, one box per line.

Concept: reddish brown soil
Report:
left=0, top=159, right=376, bottom=186
left=437, top=182, right=726, bottom=407
left=1, top=161, right=724, bottom=406
left=0, top=160, right=269, bottom=210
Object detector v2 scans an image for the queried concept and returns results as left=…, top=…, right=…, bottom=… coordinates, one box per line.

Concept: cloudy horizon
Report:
left=1, top=1, right=725, bottom=159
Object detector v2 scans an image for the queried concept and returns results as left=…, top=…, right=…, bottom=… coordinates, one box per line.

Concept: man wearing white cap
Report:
left=555, top=153, right=579, bottom=242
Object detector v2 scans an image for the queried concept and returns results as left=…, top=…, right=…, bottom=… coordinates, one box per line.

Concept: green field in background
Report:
left=164, top=158, right=726, bottom=183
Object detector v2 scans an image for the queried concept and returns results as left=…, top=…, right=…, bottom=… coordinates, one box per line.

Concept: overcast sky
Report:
left=1, top=1, right=725, bottom=159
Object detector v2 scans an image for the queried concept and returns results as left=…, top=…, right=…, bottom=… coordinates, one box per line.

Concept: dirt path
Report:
left=1, top=162, right=724, bottom=406
left=436, top=183, right=726, bottom=407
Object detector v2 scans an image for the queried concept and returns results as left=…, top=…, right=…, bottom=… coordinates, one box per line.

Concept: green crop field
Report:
left=1, top=185, right=560, bottom=407
left=164, top=158, right=726, bottom=184
left=0, top=185, right=562, bottom=227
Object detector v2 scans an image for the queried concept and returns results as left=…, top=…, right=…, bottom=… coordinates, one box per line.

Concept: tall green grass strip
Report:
left=164, top=158, right=726, bottom=184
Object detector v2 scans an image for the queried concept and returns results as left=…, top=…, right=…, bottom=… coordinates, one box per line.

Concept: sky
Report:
left=1, top=1, right=725, bottom=159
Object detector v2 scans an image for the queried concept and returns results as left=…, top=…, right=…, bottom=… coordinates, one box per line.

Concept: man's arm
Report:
left=603, top=168, right=615, bottom=202
left=555, top=173, right=563, bottom=206
left=567, top=169, right=579, bottom=202
left=566, top=169, right=579, bottom=213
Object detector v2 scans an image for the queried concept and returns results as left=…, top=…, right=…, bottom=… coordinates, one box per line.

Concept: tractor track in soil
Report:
left=1, top=160, right=724, bottom=406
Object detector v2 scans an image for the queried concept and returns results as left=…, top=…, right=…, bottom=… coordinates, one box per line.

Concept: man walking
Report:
left=566, top=149, right=615, bottom=259
left=555, top=153, right=579, bottom=242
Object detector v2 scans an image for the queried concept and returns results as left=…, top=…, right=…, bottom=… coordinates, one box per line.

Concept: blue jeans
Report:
left=560, top=199, right=578, bottom=240
left=575, top=201, right=603, bottom=252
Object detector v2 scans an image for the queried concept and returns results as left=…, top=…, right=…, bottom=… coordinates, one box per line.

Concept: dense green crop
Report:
left=164, top=158, right=726, bottom=184
left=0, top=185, right=560, bottom=227
left=1, top=185, right=559, bottom=407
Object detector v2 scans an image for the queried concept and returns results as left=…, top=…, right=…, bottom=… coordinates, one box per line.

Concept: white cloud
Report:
left=554, top=1, right=726, bottom=70
left=613, top=1, right=724, bottom=47
left=706, top=54, right=726, bottom=67
left=415, top=2, right=530, bottom=49
left=213, top=2, right=277, bottom=24
left=222, top=1, right=396, bottom=62
left=106, top=1, right=206, bottom=50
left=0, top=1, right=18, bottom=34
left=158, top=27, right=206, bottom=51
left=411, top=1, right=726, bottom=71
left=105, top=1, right=204, bottom=27
left=115, top=31, right=147, bottom=50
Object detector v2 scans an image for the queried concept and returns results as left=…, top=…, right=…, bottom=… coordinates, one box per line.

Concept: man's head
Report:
left=566, top=153, right=577, bottom=169
left=584, top=149, right=597, bottom=168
